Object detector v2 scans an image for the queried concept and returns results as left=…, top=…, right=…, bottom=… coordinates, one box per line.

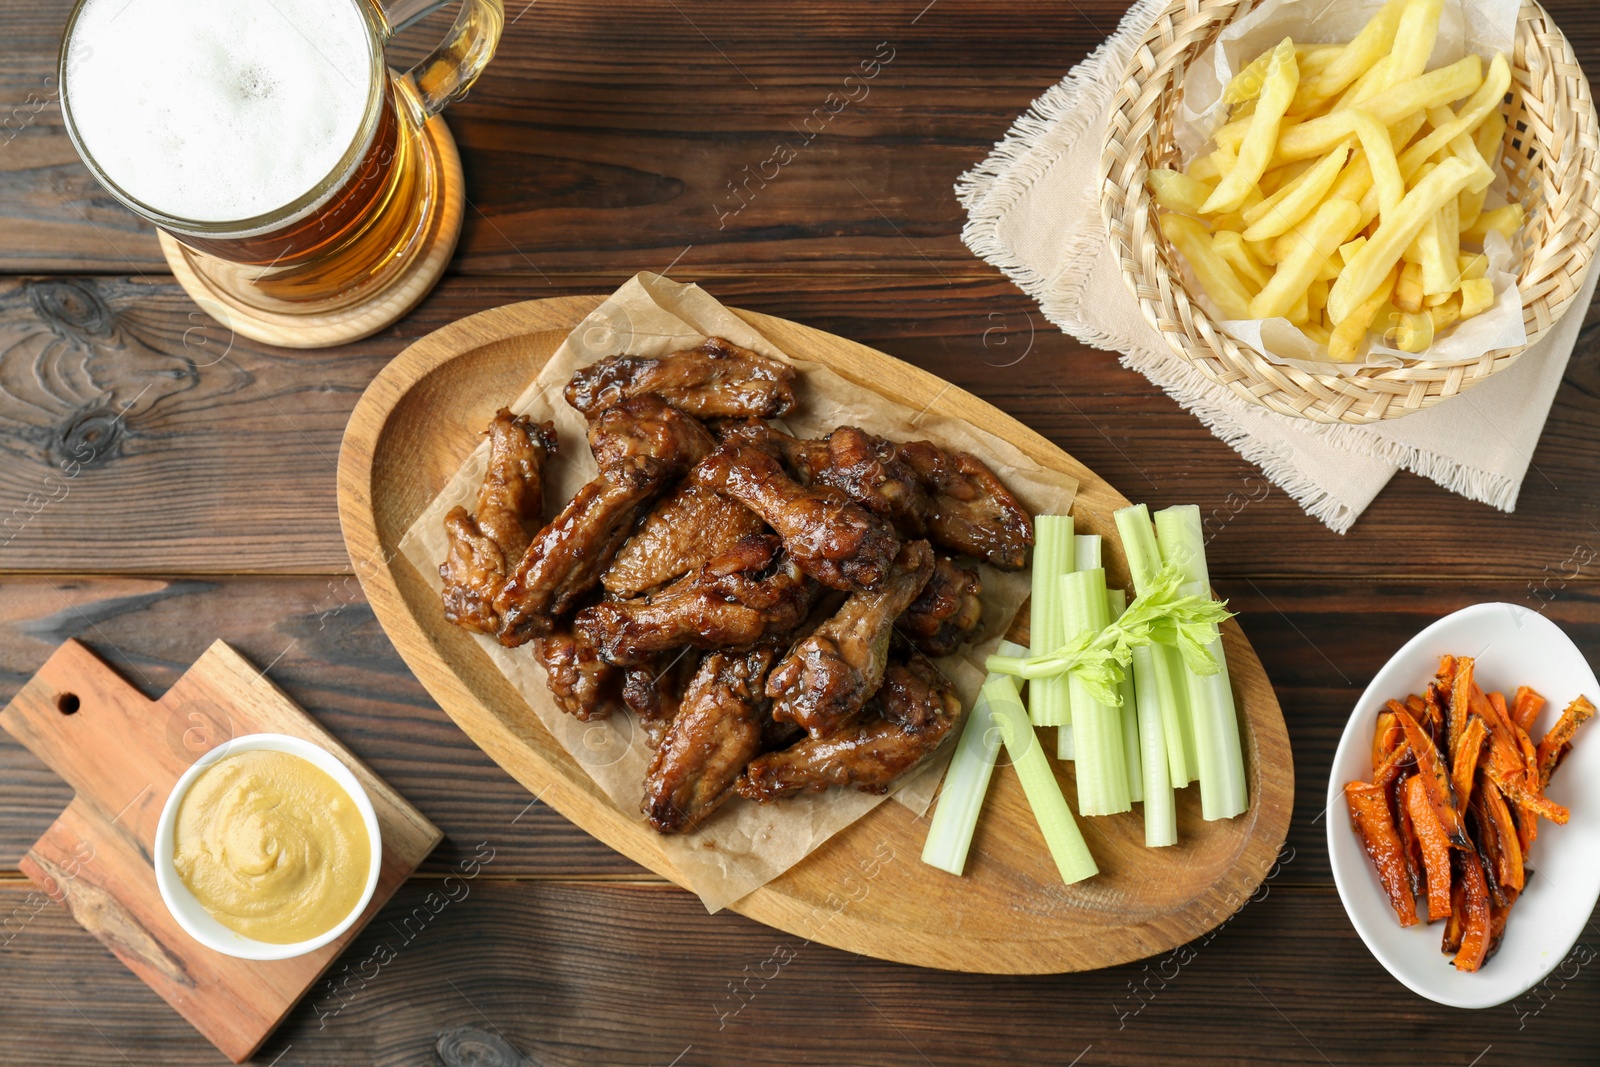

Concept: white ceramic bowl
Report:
left=154, top=732, right=383, bottom=961
left=1326, top=602, right=1600, bottom=1008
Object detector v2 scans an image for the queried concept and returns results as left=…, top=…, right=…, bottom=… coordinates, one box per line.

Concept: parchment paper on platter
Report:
left=400, top=273, right=1079, bottom=911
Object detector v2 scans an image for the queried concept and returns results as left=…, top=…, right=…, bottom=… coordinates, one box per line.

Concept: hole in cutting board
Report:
left=56, top=693, right=80, bottom=715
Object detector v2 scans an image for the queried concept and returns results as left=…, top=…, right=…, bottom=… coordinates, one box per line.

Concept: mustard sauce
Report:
left=173, top=749, right=371, bottom=944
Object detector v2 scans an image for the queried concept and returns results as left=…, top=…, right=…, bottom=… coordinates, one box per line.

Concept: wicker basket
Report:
left=1099, top=0, right=1600, bottom=424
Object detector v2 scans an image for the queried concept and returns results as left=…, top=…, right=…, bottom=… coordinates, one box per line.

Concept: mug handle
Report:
left=374, top=0, right=505, bottom=117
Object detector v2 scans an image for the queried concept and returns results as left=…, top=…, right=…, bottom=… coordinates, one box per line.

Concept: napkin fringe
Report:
left=1315, top=426, right=1522, bottom=512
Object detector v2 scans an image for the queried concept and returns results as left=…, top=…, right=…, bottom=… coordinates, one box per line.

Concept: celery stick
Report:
left=1114, top=504, right=1196, bottom=787
left=1075, top=533, right=1102, bottom=570
left=1107, top=589, right=1143, bottom=804
left=1028, top=516, right=1075, bottom=726
left=1179, top=581, right=1249, bottom=819
left=1131, top=645, right=1179, bottom=846
left=1057, top=725, right=1074, bottom=760
left=1061, top=568, right=1129, bottom=815
left=1156, top=506, right=1248, bottom=820
left=986, top=673, right=1098, bottom=885
left=921, top=672, right=1006, bottom=876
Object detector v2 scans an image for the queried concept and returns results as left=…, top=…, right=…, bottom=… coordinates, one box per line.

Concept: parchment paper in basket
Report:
left=398, top=272, right=1079, bottom=912
left=1169, top=0, right=1526, bottom=373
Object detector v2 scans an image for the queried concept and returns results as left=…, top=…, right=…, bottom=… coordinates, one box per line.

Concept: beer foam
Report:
left=64, top=0, right=376, bottom=225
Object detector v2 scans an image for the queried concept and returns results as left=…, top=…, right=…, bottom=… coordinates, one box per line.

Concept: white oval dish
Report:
left=1326, top=602, right=1600, bottom=1008
left=154, top=732, right=383, bottom=961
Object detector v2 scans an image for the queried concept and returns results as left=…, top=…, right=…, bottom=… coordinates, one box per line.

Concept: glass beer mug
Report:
left=58, top=0, right=503, bottom=343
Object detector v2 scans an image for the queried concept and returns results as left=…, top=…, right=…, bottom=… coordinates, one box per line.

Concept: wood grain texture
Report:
left=1, top=880, right=1596, bottom=1066
left=0, top=274, right=1595, bottom=576
left=0, top=639, right=442, bottom=1062
left=0, top=0, right=1594, bottom=1059
left=337, top=292, right=1292, bottom=973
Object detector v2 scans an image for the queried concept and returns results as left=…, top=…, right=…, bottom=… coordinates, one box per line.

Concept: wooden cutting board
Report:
left=0, top=639, right=442, bottom=1063
left=336, top=294, right=1294, bottom=973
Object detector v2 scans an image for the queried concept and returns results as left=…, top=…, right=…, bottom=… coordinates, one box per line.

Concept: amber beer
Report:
left=59, top=0, right=502, bottom=311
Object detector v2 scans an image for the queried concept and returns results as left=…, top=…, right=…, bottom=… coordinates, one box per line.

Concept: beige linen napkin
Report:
left=957, top=0, right=1596, bottom=533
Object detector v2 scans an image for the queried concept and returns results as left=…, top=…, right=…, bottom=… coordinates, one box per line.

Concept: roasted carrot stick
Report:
left=1404, top=775, right=1453, bottom=921
left=1395, top=775, right=1425, bottom=903
left=1397, top=709, right=1466, bottom=845
left=1372, top=709, right=1402, bottom=770
left=1487, top=885, right=1518, bottom=963
left=1423, top=683, right=1446, bottom=739
left=1346, top=780, right=1420, bottom=927
left=1374, top=735, right=1412, bottom=793
left=1487, top=764, right=1570, bottom=825
left=1511, top=686, right=1545, bottom=733
left=1447, top=657, right=1474, bottom=761
left=1478, top=779, right=1525, bottom=894
left=1440, top=876, right=1466, bottom=955
left=1453, top=848, right=1493, bottom=972
left=1451, top=716, right=1488, bottom=813
left=1537, top=695, right=1596, bottom=788
left=1474, top=683, right=1526, bottom=783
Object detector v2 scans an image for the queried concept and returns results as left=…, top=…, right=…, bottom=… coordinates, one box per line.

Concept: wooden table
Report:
left=1, top=1, right=1596, bottom=1063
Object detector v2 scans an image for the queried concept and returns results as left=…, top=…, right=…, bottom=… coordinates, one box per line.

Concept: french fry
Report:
left=1424, top=290, right=1452, bottom=307
left=1307, top=277, right=1330, bottom=320
left=1288, top=288, right=1310, bottom=324
left=1223, top=48, right=1276, bottom=106
left=1395, top=260, right=1426, bottom=313
left=1328, top=156, right=1477, bottom=323
left=1390, top=308, right=1435, bottom=352
left=1161, top=213, right=1254, bottom=320
left=1397, top=53, right=1510, bottom=183
left=1327, top=264, right=1398, bottom=361
left=1340, top=236, right=1368, bottom=263
left=1291, top=0, right=1408, bottom=113
left=1425, top=194, right=1460, bottom=295
left=1241, top=144, right=1350, bottom=240
left=1212, top=230, right=1272, bottom=290
left=1203, top=38, right=1300, bottom=213
left=1459, top=276, right=1493, bottom=318
left=1187, top=152, right=1224, bottom=183
left=1148, top=168, right=1216, bottom=216
left=1251, top=198, right=1362, bottom=319
left=1462, top=202, right=1524, bottom=244
left=1383, top=0, right=1446, bottom=89
left=1472, top=108, right=1507, bottom=171
left=1428, top=293, right=1461, bottom=332
left=1339, top=54, right=1393, bottom=109
left=1247, top=235, right=1279, bottom=265
left=1273, top=54, right=1483, bottom=163
left=1458, top=252, right=1488, bottom=279
left=1349, top=109, right=1403, bottom=216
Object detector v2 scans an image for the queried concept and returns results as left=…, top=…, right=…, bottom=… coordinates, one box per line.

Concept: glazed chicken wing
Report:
left=565, top=337, right=797, bottom=420
left=896, top=439, right=1033, bottom=571
left=532, top=627, right=626, bottom=721
left=721, top=422, right=1031, bottom=571
left=623, top=649, right=697, bottom=749
left=765, top=539, right=934, bottom=738
left=494, top=397, right=713, bottom=644
left=440, top=409, right=557, bottom=634
left=602, top=481, right=767, bottom=597
left=576, top=534, right=818, bottom=665
left=643, top=647, right=778, bottom=833
left=780, top=425, right=934, bottom=530
left=737, top=658, right=962, bottom=802
left=693, top=441, right=900, bottom=592
left=896, top=556, right=983, bottom=658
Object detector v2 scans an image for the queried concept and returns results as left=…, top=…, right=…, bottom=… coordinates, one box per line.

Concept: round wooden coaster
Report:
left=159, top=115, right=464, bottom=350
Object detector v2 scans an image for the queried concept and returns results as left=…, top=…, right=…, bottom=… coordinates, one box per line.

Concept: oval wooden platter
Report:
left=337, top=294, right=1294, bottom=974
